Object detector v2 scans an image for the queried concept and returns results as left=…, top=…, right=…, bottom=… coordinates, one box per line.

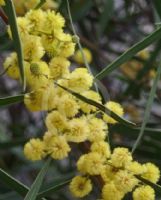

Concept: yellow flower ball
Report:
left=3, top=53, right=20, bottom=79
left=46, top=136, right=71, bottom=160
left=24, top=84, right=57, bottom=111
left=60, top=41, right=76, bottom=58
left=133, top=185, right=155, bottom=200
left=24, top=138, right=45, bottom=161
left=17, top=17, right=31, bottom=38
left=77, top=154, right=88, bottom=174
left=45, top=110, right=68, bottom=132
left=65, top=118, right=89, bottom=143
left=111, top=147, right=132, bottom=168
left=103, top=101, right=124, bottom=124
left=114, top=170, right=138, bottom=193
left=49, top=56, right=70, bottom=79
left=142, top=162, right=160, bottom=183
left=22, top=35, right=44, bottom=62
left=84, top=152, right=105, bottom=175
left=43, top=131, right=58, bottom=144
left=69, top=176, right=92, bottom=198
left=91, top=141, right=111, bottom=159
left=74, top=48, right=92, bottom=64
left=88, top=117, right=108, bottom=142
left=45, top=10, right=65, bottom=32
left=68, top=68, right=93, bottom=92
left=101, top=164, right=118, bottom=183
left=26, top=9, right=46, bottom=33
left=126, top=161, right=146, bottom=175
left=57, top=94, right=79, bottom=118
left=102, top=182, right=124, bottom=200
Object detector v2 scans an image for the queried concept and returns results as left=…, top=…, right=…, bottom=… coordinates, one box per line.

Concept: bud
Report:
left=72, top=35, right=80, bottom=43
left=30, top=63, right=41, bottom=76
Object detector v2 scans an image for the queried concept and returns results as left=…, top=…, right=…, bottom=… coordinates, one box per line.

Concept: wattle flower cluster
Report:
left=2, top=7, right=160, bottom=200
left=72, top=147, right=160, bottom=200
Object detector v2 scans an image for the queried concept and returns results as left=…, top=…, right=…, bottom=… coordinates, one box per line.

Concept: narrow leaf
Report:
left=0, top=94, right=24, bottom=107
left=132, top=56, right=161, bottom=153
left=55, top=83, right=136, bottom=128
left=4, top=0, right=25, bottom=91
left=24, top=158, right=51, bottom=200
left=0, top=168, right=29, bottom=196
left=95, top=26, right=161, bottom=80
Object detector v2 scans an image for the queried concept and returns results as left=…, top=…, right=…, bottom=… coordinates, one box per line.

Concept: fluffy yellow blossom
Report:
left=79, top=90, right=102, bottom=113
left=103, top=101, right=124, bottom=124
left=24, top=89, right=44, bottom=111
left=24, top=84, right=56, bottom=111
left=102, top=182, right=124, bottom=200
left=77, top=155, right=88, bottom=174
left=45, top=10, right=65, bottom=32
left=88, top=117, right=108, bottom=142
left=0, top=0, right=5, bottom=6
left=56, top=32, right=72, bottom=42
left=91, top=141, right=111, bottom=159
left=126, top=161, right=146, bottom=175
left=22, top=35, right=44, bottom=61
left=57, top=94, right=79, bottom=117
left=74, top=48, right=92, bottom=64
left=101, top=164, right=118, bottom=183
left=26, top=9, right=45, bottom=33
left=49, top=56, right=70, bottom=79
left=65, top=118, right=89, bottom=143
left=68, top=68, right=93, bottom=92
left=69, top=176, right=92, bottom=198
left=24, top=138, right=45, bottom=161
left=45, top=110, right=68, bottom=132
left=25, top=61, right=50, bottom=90
left=41, top=35, right=60, bottom=57
left=42, top=32, right=74, bottom=57
left=114, top=170, right=138, bottom=193
left=3, top=53, right=19, bottom=79
left=43, top=131, right=58, bottom=144
left=142, top=162, right=160, bottom=183
left=111, top=147, right=132, bottom=168
left=46, top=136, right=71, bottom=160
left=60, top=40, right=76, bottom=58
left=77, top=152, right=104, bottom=175
left=17, top=17, right=31, bottom=38
left=84, top=152, right=105, bottom=175
left=133, top=185, right=155, bottom=200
